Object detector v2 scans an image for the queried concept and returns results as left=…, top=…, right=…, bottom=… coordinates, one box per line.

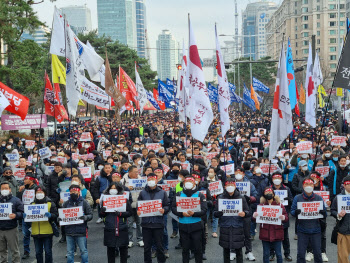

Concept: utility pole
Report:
left=311, top=35, right=316, bottom=64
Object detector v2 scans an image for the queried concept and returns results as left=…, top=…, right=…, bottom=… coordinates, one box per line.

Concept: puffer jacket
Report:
left=0, top=194, right=23, bottom=230
left=291, top=169, right=311, bottom=195
left=254, top=196, right=288, bottom=242
left=214, top=189, right=250, bottom=249
left=328, top=165, right=350, bottom=201
left=91, top=168, right=115, bottom=200
left=45, top=170, right=61, bottom=204
left=31, top=197, right=58, bottom=238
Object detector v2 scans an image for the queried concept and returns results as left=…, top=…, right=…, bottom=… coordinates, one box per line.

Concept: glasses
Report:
left=3, top=172, right=12, bottom=175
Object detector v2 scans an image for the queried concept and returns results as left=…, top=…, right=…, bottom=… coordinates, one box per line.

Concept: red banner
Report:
left=0, top=82, right=29, bottom=120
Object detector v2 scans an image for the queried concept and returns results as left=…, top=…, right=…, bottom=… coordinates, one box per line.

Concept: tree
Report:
left=78, top=31, right=157, bottom=91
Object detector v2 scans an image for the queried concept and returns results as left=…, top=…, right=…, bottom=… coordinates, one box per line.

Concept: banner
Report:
left=297, top=201, right=323, bottom=219
left=256, top=205, right=282, bottom=225
left=38, top=147, right=52, bottom=159
left=331, top=136, right=347, bottom=147
left=209, top=181, right=224, bottom=196
left=315, top=166, right=330, bottom=178
left=0, top=203, right=12, bottom=220
left=314, top=191, right=330, bottom=207
left=103, top=195, right=127, bottom=212
left=137, top=199, right=162, bottom=217
left=296, top=141, right=313, bottom=154
left=218, top=199, right=242, bottom=216
left=220, top=164, right=235, bottom=175
left=80, top=77, right=109, bottom=109
left=236, top=182, right=250, bottom=196
left=24, top=204, right=48, bottom=222
left=80, top=132, right=92, bottom=141
left=337, top=195, right=350, bottom=213
left=129, top=178, right=147, bottom=192
left=274, top=190, right=288, bottom=206
left=176, top=196, right=201, bottom=212
left=1, top=114, right=47, bottom=130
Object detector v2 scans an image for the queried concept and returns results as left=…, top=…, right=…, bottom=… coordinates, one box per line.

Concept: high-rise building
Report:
left=135, top=0, right=147, bottom=58
left=97, top=0, right=137, bottom=49
left=266, top=0, right=346, bottom=83
left=21, top=26, right=50, bottom=45
left=156, top=30, right=179, bottom=81
left=241, top=1, right=277, bottom=60
left=61, top=5, right=92, bottom=35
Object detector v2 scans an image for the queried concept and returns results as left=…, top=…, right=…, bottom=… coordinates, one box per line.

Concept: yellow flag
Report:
left=300, top=84, right=305, bottom=104
left=52, top=54, right=66, bottom=85
left=336, top=88, right=343, bottom=97
left=78, top=99, right=85, bottom=106
left=318, top=85, right=326, bottom=108
left=250, top=84, right=260, bottom=110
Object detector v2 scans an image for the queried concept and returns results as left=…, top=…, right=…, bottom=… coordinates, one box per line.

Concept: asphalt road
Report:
left=17, top=209, right=340, bottom=263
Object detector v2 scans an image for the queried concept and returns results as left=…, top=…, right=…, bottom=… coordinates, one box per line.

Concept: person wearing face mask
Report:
left=166, top=163, right=181, bottom=180
left=213, top=179, right=250, bottom=263
left=0, top=167, right=18, bottom=196
left=290, top=151, right=314, bottom=173
left=158, top=148, right=172, bottom=167
left=328, top=155, right=350, bottom=202
left=291, top=177, right=327, bottom=263
left=59, top=185, right=93, bottom=263
left=132, top=154, right=144, bottom=170
left=100, top=182, right=132, bottom=263
left=78, top=139, right=95, bottom=154
left=172, top=176, right=207, bottom=263
left=0, top=181, right=24, bottom=263
left=45, top=162, right=63, bottom=207
left=292, top=160, right=311, bottom=195
left=233, top=167, right=258, bottom=261
left=269, top=172, right=293, bottom=262
left=69, top=175, right=93, bottom=207
left=27, top=185, right=58, bottom=263
left=252, top=187, right=288, bottom=263
left=137, top=173, right=170, bottom=263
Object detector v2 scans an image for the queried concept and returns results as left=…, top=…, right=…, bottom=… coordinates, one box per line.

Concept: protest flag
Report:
left=0, top=90, right=10, bottom=117
left=153, top=89, right=166, bottom=110
left=269, top=42, right=293, bottom=160
left=318, top=85, right=326, bottom=108
left=305, top=43, right=316, bottom=127
left=300, top=84, right=306, bottom=104
left=250, top=84, right=260, bottom=110
left=243, top=83, right=256, bottom=111
left=188, top=15, right=213, bottom=142
left=177, top=40, right=190, bottom=122
left=333, top=31, right=350, bottom=90
left=215, top=24, right=230, bottom=137
left=286, top=38, right=300, bottom=116
left=0, top=82, right=29, bottom=120
left=252, top=77, right=270, bottom=93
left=49, top=7, right=65, bottom=57
left=52, top=54, right=66, bottom=85
left=135, top=62, right=148, bottom=114
left=146, top=91, right=161, bottom=110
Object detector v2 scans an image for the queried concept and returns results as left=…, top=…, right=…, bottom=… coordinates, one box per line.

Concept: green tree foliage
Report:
left=78, top=31, right=157, bottom=91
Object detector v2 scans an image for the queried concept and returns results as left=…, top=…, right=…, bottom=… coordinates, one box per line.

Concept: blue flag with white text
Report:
left=208, top=83, right=218, bottom=103
left=146, top=91, right=161, bottom=110
left=243, top=83, right=256, bottom=111
left=253, top=77, right=269, bottom=93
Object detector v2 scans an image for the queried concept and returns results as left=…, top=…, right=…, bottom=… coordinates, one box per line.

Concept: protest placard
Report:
left=79, top=154, right=88, bottom=161
left=0, top=203, right=12, bottom=220
left=181, top=163, right=191, bottom=172
left=259, top=163, right=281, bottom=174
left=331, top=136, right=347, bottom=147
left=193, top=155, right=204, bottom=160
left=103, top=150, right=111, bottom=159
left=72, top=153, right=79, bottom=161
left=114, top=162, right=121, bottom=168
left=297, top=201, right=323, bottom=219
left=79, top=167, right=91, bottom=179
left=146, top=143, right=161, bottom=152
left=5, top=153, right=19, bottom=163
left=94, top=170, right=101, bottom=178
left=296, top=141, right=313, bottom=154
left=314, top=191, right=330, bottom=207
left=57, top=157, right=67, bottom=164
left=25, top=140, right=35, bottom=149
left=258, top=128, right=266, bottom=135
left=46, top=166, right=55, bottom=174
left=263, top=141, right=270, bottom=148
left=24, top=204, right=48, bottom=222
left=38, top=147, right=52, bottom=159
left=22, top=189, right=35, bottom=205
left=218, top=199, right=242, bottom=216
left=159, top=184, right=170, bottom=194
left=274, top=190, right=288, bottom=206
left=209, top=181, right=224, bottom=196
left=13, top=168, right=25, bottom=180
left=250, top=137, right=260, bottom=143
left=206, top=152, right=220, bottom=161
left=129, top=178, right=147, bottom=192
left=58, top=207, right=84, bottom=226
left=220, top=164, right=235, bottom=175
left=176, top=197, right=201, bottom=212
left=256, top=205, right=282, bottom=225
left=60, top=192, right=70, bottom=202
left=137, top=199, right=162, bottom=217
left=164, top=180, right=178, bottom=188
left=103, top=195, right=127, bottom=212
left=337, top=195, right=350, bottom=213
left=236, top=182, right=251, bottom=196
left=59, top=181, right=71, bottom=193
left=80, top=132, right=92, bottom=142
left=315, top=166, right=330, bottom=178
left=161, top=163, right=170, bottom=174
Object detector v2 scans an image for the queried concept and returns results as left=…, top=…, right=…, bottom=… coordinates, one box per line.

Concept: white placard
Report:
left=220, top=164, right=235, bottom=175
left=176, top=196, right=201, bottom=212
left=297, top=201, right=323, bottom=219
left=274, top=190, right=288, bottom=206
left=22, top=189, right=35, bottom=205
left=129, top=178, right=147, bottom=192
left=218, top=199, right=242, bottom=216
left=79, top=167, right=91, bottom=179
left=38, top=147, right=52, bottom=159
left=314, top=191, right=330, bottom=208
left=296, top=141, right=312, bottom=154
left=24, top=204, right=48, bottom=222
left=5, top=153, right=19, bottom=163
left=0, top=203, right=12, bottom=220
left=337, top=195, right=350, bottom=213
left=60, top=192, right=70, bottom=202
left=137, top=199, right=162, bottom=217
left=58, top=207, right=84, bottom=226
left=103, top=195, right=127, bottom=212
left=236, top=182, right=250, bottom=196
left=256, top=205, right=282, bottom=225
left=209, top=181, right=224, bottom=196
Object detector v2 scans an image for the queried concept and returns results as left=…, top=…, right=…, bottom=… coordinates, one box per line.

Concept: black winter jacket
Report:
left=0, top=194, right=23, bottom=230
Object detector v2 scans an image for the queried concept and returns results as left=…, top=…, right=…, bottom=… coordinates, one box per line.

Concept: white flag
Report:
left=86, top=41, right=105, bottom=83
left=135, top=63, right=148, bottom=114
left=188, top=17, right=213, bottom=142
left=269, top=42, right=293, bottom=160
left=305, top=43, right=316, bottom=128
left=313, top=52, right=323, bottom=90
left=73, top=35, right=104, bottom=79
left=215, top=25, right=231, bottom=137
left=177, top=41, right=190, bottom=123
left=80, top=77, right=109, bottom=108
left=65, top=23, right=84, bottom=117
left=49, top=7, right=65, bottom=56
left=0, top=90, right=10, bottom=117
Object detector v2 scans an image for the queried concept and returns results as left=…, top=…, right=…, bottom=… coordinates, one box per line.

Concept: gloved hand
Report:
left=23, top=213, right=27, bottom=219
left=45, top=212, right=51, bottom=218
left=56, top=188, right=61, bottom=194
left=295, top=209, right=301, bottom=216
left=101, top=207, right=107, bottom=213
left=213, top=211, right=223, bottom=218
left=57, top=217, right=62, bottom=222
left=79, top=215, right=88, bottom=221
left=319, top=210, right=327, bottom=217
left=250, top=196, right=256, bottom=203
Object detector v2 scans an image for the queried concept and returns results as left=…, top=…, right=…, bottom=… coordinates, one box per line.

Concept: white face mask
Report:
left=147, top=180, right=156, bottom=188
left=285, top=155, right=290, bottom=160
left=32, top=158, right=37, bottom=163
left=134, top=147, right=139, bottom=151
left=123, top=151, right=128, bottom=154
left=98, top=165, right=104, bottom=170
left=78, top=163, right=84, bottom=167
left=226, top=186, right=235, bottom=193
left=340, top=164, right=347, bottom=168
left=71, top=181, right=79, bottom=186
left=36, top=193, right=45, bottom=200
left=325, top=153, right=331, bottom=158
left=137, top=160, right=141, bottom=165
left=186, top=153, right=192, bottom=158
left=304, top=186, right=313, bottom=193
left=178, top=176, right=184, bottom=182
left=255, top=168, right=262, bottom=174
left=208, top=173, right=215, bottom=178
left=84, top=144, right=90, bottom=149
left=301, top=154, right=308, bottom=159
left=1, top=190, right=10, bottom=196
left=184, top=182, right=194, bottom=190
left=195, top=180, right=199, bottom=185
left=6, top=146, right=11, bottom=149
left=273, top=179, right=282, bottom=185
left=220, top=158, right=225, bottom=162
left=235, top=174, right=243, bottom=180
left=301, top=166, right=308, bottom=171
left=109, top=189, right=118, bottom=195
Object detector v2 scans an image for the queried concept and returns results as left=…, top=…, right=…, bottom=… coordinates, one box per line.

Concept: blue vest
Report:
left=178, top=192, right=201, bottom=224
left=329, top=160, right=338, bottom=194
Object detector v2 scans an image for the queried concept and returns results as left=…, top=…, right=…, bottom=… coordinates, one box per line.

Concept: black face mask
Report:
left=264, top=194, right=273, bottom=200
left=172, top=170, right=179, bottom=175
left=70, top=193, right=79, bottom=201
left=159, top=152, right=165, bottom=157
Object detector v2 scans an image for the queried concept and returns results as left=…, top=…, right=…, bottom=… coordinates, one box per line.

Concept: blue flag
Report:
left=166, top=78, right=175, bottom=94
left=253, top=77, right=269, bottom=93
left=158, top=79, right=174, bottom=107
left=243, top=83, right=256, bottom=111
left=229, top=82, right=236, bottom=93
left=228, top=83, right=241, bottom=103
left=286, top=38, right=297, bottom=110
left=256, top=92, right=263, bottom=103
left=347, top=17, right=350, bottom=33
left=207, top=83, right=218, bottom=103
left=146, top=91, right=161, bottom=110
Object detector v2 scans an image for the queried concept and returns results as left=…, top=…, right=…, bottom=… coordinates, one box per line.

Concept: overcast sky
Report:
left=33, top=0, right=281, bottom=73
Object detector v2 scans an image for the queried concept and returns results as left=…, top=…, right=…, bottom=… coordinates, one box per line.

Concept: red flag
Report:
left=153, top=89, right=165, bottom=110
left=0, top=82, right=29, bottom=120
left=119, top=66, right=137, bottom=103
left=294, top=83, right=300, bottom=116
